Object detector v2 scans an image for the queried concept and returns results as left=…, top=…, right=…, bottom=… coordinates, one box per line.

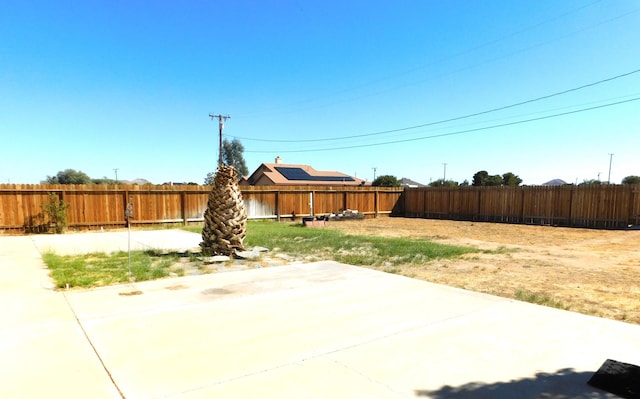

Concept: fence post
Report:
left=477, top=189, right=482, bottom=221
left=374, top=189, right=379, bottom=218
left=58, top=186, right=66, bottom=204
left=520, top=188, right=525, bottom=224
left=343, top=191, right=348, bottom=212
left=181, top=190, right=186, bottom=225
left=568, top=186, right=575, bottom=227
left=123, top=189, right=129, bottom=228
left=309, top=191, right=314, bottom=218
left=626, top=184, right=638, bottom=227
left=422, top=189, right=427, bottom=217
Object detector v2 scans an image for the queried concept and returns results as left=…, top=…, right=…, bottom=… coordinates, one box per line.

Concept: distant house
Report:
left=241, top=157, right=368, bottom=186
left=399, top=178, right=424, bottom=188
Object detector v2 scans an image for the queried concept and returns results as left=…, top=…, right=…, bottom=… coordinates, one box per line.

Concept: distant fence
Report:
left=401, top=184, right=640, bottom=229
left=0, top=184, right=403, bottom=234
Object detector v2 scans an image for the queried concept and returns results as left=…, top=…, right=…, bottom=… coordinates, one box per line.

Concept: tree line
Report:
left=372, top=172, right=640, bottom=187
left=372, top=170, right=523, bottom=187
left=41, top=139, right=249, bottom=186
left=43, top=169, right=126, bottom=185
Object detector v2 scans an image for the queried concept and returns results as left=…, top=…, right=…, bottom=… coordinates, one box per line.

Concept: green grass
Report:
left=44, top=221, right=482, bottom=289
left=185, top=220, right=479, bottom=266
left=514, top=289, right=570, bottom=310
left=42, top=250, right=176, bottom=289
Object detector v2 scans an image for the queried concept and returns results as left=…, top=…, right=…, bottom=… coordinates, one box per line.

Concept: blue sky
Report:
left=2, top=0, right=639, bottom=185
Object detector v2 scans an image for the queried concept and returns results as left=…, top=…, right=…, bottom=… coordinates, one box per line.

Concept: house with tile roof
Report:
left=241, top=156, right=368, bottom=186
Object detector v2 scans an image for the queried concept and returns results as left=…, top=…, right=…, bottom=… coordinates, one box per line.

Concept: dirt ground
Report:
left=326, top=217, right=640, bottom=325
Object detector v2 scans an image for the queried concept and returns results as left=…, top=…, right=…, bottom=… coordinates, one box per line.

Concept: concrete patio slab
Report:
left=2, top=230, right=640, bottom=398
left=0, top=236, right=121, bottom=399
left=65, top=262, right=640, bottom=399
left=30, top=229, right=202, bottom=255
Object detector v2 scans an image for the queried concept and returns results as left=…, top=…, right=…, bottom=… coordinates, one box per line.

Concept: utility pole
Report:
left=210, top=114, right=230, bottom=166
left=442, top=163, right=447, bottom=182
left=372, top=167, right=377, bottom=181
left=607, top=153, right=614, bottom=184
left=113, top=168, right=119, bottom=184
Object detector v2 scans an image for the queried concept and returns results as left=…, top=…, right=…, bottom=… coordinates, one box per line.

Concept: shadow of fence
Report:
left=22, top=213, right=49, bottom=234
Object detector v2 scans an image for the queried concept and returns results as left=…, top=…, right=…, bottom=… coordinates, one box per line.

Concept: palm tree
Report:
left=200, top=164, right=247, bottom=256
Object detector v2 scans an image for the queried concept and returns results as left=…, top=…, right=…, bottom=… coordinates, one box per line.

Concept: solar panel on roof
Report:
left=276, top=167, right=310, bottom=180
left=275, top=167, right=355, bottom=182
left=313, top=175, right=355, bottom=182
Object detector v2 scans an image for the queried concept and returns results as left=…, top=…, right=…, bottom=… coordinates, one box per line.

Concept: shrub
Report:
left=41, top=193, right=69, bottom=234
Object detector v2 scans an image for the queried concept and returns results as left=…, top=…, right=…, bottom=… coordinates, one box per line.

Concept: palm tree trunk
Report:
left=200, top=164, right=247, bottom=256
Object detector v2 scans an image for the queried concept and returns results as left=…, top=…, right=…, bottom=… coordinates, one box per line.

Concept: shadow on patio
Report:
left=415, top=368, right=614, bottom=399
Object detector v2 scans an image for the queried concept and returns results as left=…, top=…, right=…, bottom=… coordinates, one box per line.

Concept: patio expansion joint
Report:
left=326, top=357, right=406, bottom=397
left=160, top=300, right=506, bottom=398
left=61, top=291, right=127, bottom=399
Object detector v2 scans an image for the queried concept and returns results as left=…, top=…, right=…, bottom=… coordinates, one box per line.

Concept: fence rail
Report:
left=401, top=184, right=640, bottom=229
left=0, top=184, right=403, bottom=234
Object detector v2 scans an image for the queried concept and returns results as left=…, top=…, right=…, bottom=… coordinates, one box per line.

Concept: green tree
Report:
left=473, top=170, right=521, bottom=186
left=472, top=171, right=489, bottom=186
left=223, top=138, right=249, bottom=177
left=204, top=172, right=216, bottom=186
left=473, top=171, right=502, bottom=186
left=91, top=177, right=117, bottom=184
left=622, top=175, right=640, bottom=184
left=459, top=179, right=470, bottom=186
left=44, top=169, right=92, bottom=184
left=205, top=139, right=249, bottom=184
left=502, top=172, right=523, bottom=186
left=484, top=175, right=504, bottom=186
left=372, top=175, right=400, bottom=187
left=429, top=179, right=458, bottom=187
left=579, top=179, right=602, bottom=186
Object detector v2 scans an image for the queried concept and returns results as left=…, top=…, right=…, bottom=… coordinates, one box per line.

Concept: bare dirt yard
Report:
left=327, top=217, right=640, bottom=325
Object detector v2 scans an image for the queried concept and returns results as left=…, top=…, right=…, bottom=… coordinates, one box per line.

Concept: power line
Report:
left=245, top=96, right=640, bottom=153
left=389, top=92, right=640, bottom=140
left=231, top=67, right=640, bottom=144
left=285, top=6, right=639, bottom=120
left=237, top=0, right=607, bottom=118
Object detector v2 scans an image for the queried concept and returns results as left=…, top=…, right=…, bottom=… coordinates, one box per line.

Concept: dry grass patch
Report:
left=327, top=217, right=640, bottom=324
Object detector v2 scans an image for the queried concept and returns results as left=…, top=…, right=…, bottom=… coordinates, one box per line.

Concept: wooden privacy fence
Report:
left=0, top=184, right=404, bottom=234
left=402, top=184, right=640, bottom=229
left=242, top=185, right=403, bottom=220
left=2, top=184, right=639, bottom=234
